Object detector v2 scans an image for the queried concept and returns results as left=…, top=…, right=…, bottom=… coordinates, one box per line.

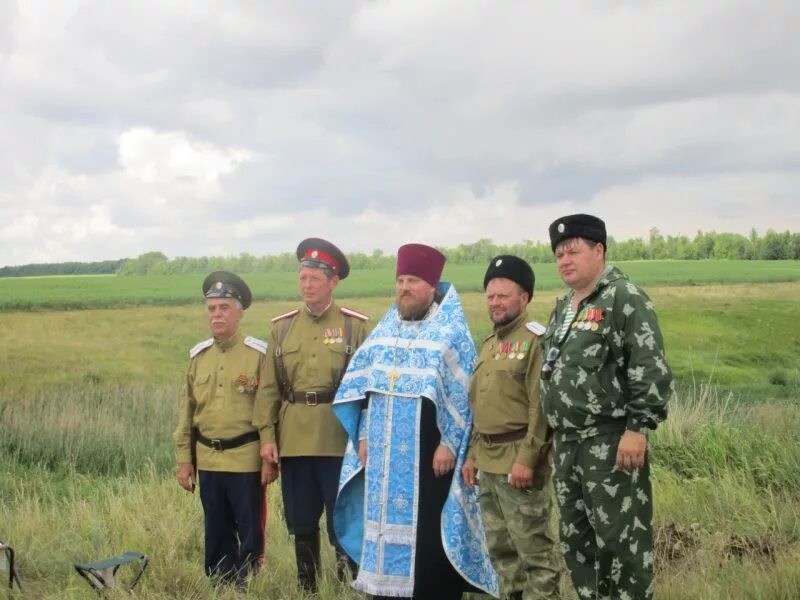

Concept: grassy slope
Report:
left=2, top=273, right=800, bottom=598
left=1, top=282, right=798, bottom=397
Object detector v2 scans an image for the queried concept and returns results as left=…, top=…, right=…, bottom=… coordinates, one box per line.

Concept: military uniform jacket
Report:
left=468, top=310, right=550, bottom=475
left=254, top=301, right=368, bottom=457
left=541, top=265, right=672, bottom=443
left=173, top=330, right=268, bottom=472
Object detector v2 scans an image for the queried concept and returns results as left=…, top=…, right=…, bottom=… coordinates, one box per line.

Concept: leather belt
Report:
left=287, top=390, right=335, bottom=406
left=480, top=427, right=528, bottom=446
left=195, top=430, right=260, bottom=451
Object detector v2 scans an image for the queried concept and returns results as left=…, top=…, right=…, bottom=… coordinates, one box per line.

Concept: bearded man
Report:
left=332, top=243, right=498, bottom=599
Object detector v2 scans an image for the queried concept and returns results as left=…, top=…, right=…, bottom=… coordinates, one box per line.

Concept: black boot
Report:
left=294, top=532, right=320, bottom=593
left=335, top=547, right=357, bottom=582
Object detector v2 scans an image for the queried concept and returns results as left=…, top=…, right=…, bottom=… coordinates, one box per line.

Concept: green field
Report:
left=1, top=282, right=798, bottom=398
left=2, top=260, right=800, bottom=311
left=1, top=262, right=800, bottom=598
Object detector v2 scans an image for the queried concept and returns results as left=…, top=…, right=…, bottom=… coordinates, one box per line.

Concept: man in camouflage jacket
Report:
left=541, top=214, right=673, bottom=600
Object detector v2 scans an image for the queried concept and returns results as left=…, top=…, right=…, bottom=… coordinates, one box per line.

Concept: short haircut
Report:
left=556, top=236, right=604, bottom=257
left=206, top=298, right=243, bottom=310
left=299, top=263, right=335, bottom=280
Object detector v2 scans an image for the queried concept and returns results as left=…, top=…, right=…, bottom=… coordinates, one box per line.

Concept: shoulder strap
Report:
left=189, top=338, right=214, bottom=358
left=526, top=321, right=546, bottom=336
left=275, top=314, right=296, bottom=398
left=337, top=315, right=354, bottom=389
left=340, top=306, right=368, bottom=321
left=244, top=336, right=268, bottom=355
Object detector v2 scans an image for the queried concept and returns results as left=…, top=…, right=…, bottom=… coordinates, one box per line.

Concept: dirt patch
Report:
left=654, top=521, right=699, bottom=568
left=725, top=534, right=778, bottom=563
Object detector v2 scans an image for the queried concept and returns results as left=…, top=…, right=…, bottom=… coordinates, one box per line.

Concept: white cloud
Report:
left=117, top=127, right=253, bottom=186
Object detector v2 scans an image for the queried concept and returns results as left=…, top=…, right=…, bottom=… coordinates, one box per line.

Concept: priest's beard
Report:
left=399, top=300, right=433, bottom=321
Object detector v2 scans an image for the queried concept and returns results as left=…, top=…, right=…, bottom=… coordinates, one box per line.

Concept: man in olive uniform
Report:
left=462, top=255, right=560, bottom=600
left=540, top=215, right=673, bottom=600
left=255, top=238, right=369, bottom=593
left=174, top=271, right=273, bottom=585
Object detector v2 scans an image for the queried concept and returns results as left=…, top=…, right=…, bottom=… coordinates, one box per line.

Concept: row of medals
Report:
left=323, top=327, right=344, bottom=344
left=494, top=340, right=530, bottom=360
left=573, top=307, right=603, bottom=331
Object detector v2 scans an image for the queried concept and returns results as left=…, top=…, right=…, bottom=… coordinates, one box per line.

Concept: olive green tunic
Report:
left=173, top=330, right=268, bottom=473
left=255, top=302, right=369, bottom=457
left=468, top=310, right=550, bottom=475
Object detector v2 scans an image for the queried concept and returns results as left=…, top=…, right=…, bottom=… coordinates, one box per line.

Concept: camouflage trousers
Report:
left=553, top=432, right=654, bottom=600
left=478, top=471, right=560, bottom=599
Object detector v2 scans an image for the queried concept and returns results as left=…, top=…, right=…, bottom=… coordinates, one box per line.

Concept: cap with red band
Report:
left=296, top=237, right=350, bottom=279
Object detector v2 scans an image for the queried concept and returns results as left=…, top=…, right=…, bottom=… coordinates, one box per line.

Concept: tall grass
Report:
left=1, top=379, right=799, bottom=597
left=0, top=384, right=177, bottom=475
left=0, top=462, right=358, bottom=599
left=652, top=382, right=800, bottom=492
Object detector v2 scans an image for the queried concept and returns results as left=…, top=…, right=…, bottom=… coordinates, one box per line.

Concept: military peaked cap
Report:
left=202, top=271, right=252, bottom=309
left=296, top=237, right=350, bottom=279
left=483, top=254, right=534, bottom=298
left=549, top=213, right=607, bottom=252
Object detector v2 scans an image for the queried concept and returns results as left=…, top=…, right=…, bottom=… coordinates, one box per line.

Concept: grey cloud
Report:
left=2, top=1, right=800, bottom=266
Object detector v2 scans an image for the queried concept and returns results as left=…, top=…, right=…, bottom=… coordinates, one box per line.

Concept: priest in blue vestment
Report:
left=333, top=243, right=499, bottom=599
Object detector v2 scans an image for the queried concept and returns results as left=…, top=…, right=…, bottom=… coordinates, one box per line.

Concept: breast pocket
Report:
left=278, top=342, right=301, bottom=379
left=191, top=372, right=212, bottom=406
left=326, top=343, right=348, bottom=381
left=495, top=361, right=527, bottom=399
left=568, top=330, right=610, bottom=371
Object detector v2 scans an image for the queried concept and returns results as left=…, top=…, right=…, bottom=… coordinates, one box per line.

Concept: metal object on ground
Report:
left=0, top=539, right=23, bottom=592
left=74, top=551, right=149, bottom=593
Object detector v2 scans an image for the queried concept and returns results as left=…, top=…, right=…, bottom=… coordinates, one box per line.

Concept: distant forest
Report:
left=0, top=259, right=127, bottom=278
left=2, top=228, right=798, bottom=277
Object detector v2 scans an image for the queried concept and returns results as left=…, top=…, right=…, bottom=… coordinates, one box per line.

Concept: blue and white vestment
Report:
left=333, top=282, right=499, bottom=597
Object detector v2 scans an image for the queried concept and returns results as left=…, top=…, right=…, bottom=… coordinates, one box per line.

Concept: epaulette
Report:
left=271, top=308, right=299, bottom=323
left=189, top=338, right=214, bottom=358
left=244, top=336, right=268, bottom=355
left=526, top=321, right=546, bottom=336
left=340, top=306, right=369, bottom=321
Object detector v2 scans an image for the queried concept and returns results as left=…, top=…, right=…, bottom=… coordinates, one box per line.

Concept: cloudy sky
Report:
left=1, top=1, right=799, bottom=266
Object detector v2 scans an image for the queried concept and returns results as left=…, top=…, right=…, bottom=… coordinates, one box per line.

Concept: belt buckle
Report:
left=210, top=439, right=224, bottom=452
left=483, top=434, right=493, bottom=448
left=305, top=391, right=318, bottom=406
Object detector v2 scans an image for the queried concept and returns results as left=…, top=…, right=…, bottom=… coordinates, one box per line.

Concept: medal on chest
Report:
left=235, top=374, right=259, bottom=393
left=322, top=327, right=344, bottom=344
left=493, top=340, right=530, bottom=360
left=573, top=306, right=604, bottom=331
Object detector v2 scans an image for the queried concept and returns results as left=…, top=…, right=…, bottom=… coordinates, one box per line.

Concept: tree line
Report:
left=0, top=259, right=126, bottom=278
left=111, top=228, right=800, bottom=275
left=2, top=229, right=798, bottom=277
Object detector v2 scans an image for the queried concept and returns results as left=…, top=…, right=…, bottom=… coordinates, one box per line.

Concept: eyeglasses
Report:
left=540, top=347, right=560, bottom=381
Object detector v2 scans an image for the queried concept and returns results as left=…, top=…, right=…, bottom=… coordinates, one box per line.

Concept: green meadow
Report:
left=2, top=259, right=800, bottom=311
left=1, top=262, right=800, bottom=598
